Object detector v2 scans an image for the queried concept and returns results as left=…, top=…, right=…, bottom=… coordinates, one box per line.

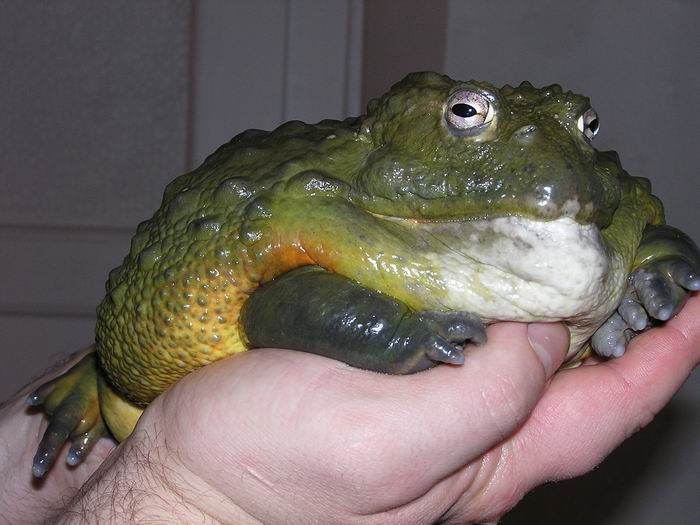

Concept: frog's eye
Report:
left=577, top=108, right=600, bottom=140
left=445, top=91, right=494, bottom=134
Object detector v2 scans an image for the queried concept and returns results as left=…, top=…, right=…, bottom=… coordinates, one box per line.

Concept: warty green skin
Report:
left=95, top=71, right=670, bottom=405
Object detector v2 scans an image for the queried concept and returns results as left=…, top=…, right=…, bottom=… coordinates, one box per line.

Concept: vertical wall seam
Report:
left=184, top=0, right=197, bottom=171
left=281, top=0, right=291, bottom=122
left=342, top=0, right=352, bottom=117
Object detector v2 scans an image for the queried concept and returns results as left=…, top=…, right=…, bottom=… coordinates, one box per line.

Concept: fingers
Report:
left=510, top=294, right=700, bottom=489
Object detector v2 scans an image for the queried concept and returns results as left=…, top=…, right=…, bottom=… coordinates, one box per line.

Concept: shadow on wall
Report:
left=503, top=399, right=689, bottom=524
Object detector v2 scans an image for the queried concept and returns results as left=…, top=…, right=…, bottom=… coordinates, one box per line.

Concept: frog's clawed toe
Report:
left=424, top=336, right=465, bottom=365
left=633, top=266, right=685, bottom=321
left=27, top=354, right=107, bottom=478
left=591, top=311, right=631, bottom=358
left=592, top=256, right=700, bottom=358
left=420, top=310, right=486, bottom=365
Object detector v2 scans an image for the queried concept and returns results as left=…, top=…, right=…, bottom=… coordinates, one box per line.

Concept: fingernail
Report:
left=527, top=323, right=569, bottom=376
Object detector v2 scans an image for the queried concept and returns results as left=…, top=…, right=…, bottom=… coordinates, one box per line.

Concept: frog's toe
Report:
left=424, top=336, right=465, bottom=365
left=633, top=265, right=687, bottom=321
left=617, top=292, right=648, bottom=332
left=28, top=354, right=107, bottom=478
left=66, top=416, right=107, bottom=466
left=592, top=312, right=631, bottom=358
left=668, top=259, right=700, bottom=291
left=420, top=310, right=487, bottom=345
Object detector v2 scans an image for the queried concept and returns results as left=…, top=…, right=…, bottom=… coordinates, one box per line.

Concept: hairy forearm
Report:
left=56, top=429, right=209, bottom=524
left=55, top=423, right=260, bottom=525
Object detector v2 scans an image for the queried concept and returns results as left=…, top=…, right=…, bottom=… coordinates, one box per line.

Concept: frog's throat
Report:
left=377, top=215, right=629, bottom=359
left=388, top=215, right=626, bottom=319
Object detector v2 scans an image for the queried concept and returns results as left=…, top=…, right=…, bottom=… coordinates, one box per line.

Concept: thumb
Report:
left=378, top=322, right=570, bottom=477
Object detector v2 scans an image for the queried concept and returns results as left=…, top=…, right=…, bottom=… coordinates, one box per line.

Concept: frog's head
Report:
left=353, top=72, right=623, bottom=227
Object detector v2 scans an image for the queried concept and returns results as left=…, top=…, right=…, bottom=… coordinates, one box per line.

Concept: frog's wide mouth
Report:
left=351, top=149, right=622, bottom=229
left=366, top=194, right=599, bottom=227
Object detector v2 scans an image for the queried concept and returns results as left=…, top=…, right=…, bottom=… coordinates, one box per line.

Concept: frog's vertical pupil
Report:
left=452, top=103, right=477, bottom=118
left=588, top=119, right=599, bottom=133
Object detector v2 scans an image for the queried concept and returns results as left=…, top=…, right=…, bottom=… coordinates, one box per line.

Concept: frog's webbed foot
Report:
left=593, top=225, right=700, bottom=358
left=241, top=266, right=486, bottom=374
left=27, top=353, right=108, bottom=478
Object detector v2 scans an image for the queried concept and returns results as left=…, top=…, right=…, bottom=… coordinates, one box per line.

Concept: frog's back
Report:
left=96, top=118, right=361, bottom=405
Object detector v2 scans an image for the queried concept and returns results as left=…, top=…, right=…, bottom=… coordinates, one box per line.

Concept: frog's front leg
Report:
left=593, top=224, right=700, bottom=357
left=241, top=265, right=486, bottom=374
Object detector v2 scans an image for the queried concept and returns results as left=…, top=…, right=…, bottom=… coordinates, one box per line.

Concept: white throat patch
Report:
left=420, top=216, right=623, bottom=326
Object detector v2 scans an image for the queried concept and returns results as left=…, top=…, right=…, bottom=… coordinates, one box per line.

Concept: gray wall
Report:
left=1, top=1, right=698, bottom=523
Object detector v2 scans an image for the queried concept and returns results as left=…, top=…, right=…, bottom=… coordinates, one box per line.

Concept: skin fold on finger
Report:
left=490, top=294, right=700, bottom=500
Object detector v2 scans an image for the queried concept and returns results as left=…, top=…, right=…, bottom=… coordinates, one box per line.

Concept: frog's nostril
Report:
left=513, top=125, right=537, bottom=142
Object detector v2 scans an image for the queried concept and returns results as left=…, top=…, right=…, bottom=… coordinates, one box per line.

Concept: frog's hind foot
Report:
left=592, top=236, right=700, bottom=358
left=27, top=353, right=108, bottom=478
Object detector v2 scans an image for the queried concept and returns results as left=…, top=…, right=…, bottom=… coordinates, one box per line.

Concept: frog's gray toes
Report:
left=668, top=259, right=700, bottom=291
left=26, top=377, right=59, bottom=407
left=29, top=354, right=103, bottom=478
left=66, top=417, right=107, bottom=466
left=592, top=312, right=630, bottom=358
left=595, top=259, right=694, bottom=360
left=617, top=293, right=648, bottom=331
left=424, top=336, right=465, bottom=365
left=33, top=411, right=78, bottom=477
left=633, top=267, right=687, bottom=321
left=420, top=311, right=487, bottom=345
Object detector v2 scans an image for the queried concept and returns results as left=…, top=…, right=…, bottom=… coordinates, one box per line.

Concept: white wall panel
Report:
left=0, top=0, right=192, bottom=400
left=189, top=0, right=288, bottom=167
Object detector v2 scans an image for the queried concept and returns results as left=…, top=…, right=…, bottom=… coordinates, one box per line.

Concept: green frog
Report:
left=29, top=72, right=699, bottom=478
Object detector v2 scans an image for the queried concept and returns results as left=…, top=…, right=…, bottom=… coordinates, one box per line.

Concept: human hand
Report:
left=55, top=295, right=700, bottom=524
left=0, top=348, right=116, bottom=525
